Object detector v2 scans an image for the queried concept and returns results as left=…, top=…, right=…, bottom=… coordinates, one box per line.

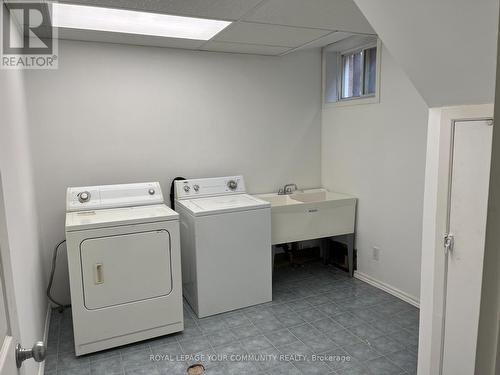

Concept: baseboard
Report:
left=354, top=270, right=420, bottom=308
left=38, top=304, right=51, bottom=375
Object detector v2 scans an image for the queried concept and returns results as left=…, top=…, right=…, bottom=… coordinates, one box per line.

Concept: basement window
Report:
left=324, top=37, right=380, bottom=106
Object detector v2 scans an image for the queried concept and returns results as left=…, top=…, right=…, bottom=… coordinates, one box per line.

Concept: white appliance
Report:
left=175, top=176, right=272, bottom=318
left=65, top=182, right=183, bottom=355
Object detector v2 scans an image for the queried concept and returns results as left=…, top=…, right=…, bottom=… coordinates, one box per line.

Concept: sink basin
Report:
left=290, top=190, right=349, bottom=203
left=290, top=191, right=328, bottom=202
left=255, top=189, right=356, bottom=245
left=259, top=194, right=300, bottom=206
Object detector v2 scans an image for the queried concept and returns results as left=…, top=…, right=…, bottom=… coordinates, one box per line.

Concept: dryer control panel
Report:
left=175, top=176, right=246, bottom=200
left=67, top=182, right=164, bottom=212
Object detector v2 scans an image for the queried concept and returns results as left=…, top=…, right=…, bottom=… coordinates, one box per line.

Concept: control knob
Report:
left=227, top=180, right=238, bottom=191
left=78, top=191, right=91, bottom=203
left=183, top=185, right=191, bottom=192
left=193, top=184, right=200, bottom=192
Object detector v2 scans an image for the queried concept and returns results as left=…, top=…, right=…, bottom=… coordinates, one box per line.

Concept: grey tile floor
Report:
left=45, top=263, right=419, bottom=375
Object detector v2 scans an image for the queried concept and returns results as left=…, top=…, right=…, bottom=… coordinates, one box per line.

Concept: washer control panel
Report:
left=175, top=176, right=245, bottom=200
left=67, top=182, right=164, bottom=212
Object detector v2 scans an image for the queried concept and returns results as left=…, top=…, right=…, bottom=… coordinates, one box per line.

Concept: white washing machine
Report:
left=174, top=176, right=272, bottom=318
left=65, top=182, right=183, bottom=355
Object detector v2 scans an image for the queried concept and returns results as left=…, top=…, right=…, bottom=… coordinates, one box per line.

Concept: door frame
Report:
left=0, top=172, right=22, bottom=374
left=418, top=104, right=494, bottom=375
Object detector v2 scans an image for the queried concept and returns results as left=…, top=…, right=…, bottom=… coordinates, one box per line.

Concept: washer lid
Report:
left=177, top=194, right=270, bottom=216
left=65, top=204, right=178, bottom=231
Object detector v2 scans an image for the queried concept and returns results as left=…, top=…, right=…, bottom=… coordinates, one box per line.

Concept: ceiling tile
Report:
left=57, top=28, right=206, bottom=49
left=325, top=35, right=378, bottom=52
left=212, top=22, right=331, bottom=48
left=59, top=0, right=263, bottom=20
left=286, top=31, right=353, bottom=52
left=243, top=0, right=375, bottom=34
left=200, top=41, right=290, bottom=56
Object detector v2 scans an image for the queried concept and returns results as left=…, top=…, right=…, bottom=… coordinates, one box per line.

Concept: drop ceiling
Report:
left=53, top=0, right=376, bottom=55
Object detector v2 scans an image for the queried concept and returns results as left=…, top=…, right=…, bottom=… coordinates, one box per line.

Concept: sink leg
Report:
left=346, top=233, right=355, bottom=277
left=320, top=238, right=330, bottom=265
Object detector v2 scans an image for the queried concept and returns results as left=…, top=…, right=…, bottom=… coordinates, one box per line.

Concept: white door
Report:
left=0, top=176, right=21, bottom=375
left=441, top=119, right=493, bottom=374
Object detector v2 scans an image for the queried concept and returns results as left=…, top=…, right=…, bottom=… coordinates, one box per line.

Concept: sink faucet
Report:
left=278, top=183, right=298, bottom=195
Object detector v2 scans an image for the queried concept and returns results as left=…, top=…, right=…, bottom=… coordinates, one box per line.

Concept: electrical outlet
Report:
left=372, top=246, right=380, bottom=261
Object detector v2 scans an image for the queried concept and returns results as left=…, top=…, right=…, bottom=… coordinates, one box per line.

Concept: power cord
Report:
left=46, top=239, right=71, bottom=313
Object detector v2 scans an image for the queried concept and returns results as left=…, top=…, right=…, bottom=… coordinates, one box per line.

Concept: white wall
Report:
left=322, top=45, right=428, bottom=302
left=24, top=40, right=322, bottom=304
left=353, top=0, right=499, bottom=107
left=476, top=17, right=500, bottom=372
left=0, top=67, right=47, bottom=374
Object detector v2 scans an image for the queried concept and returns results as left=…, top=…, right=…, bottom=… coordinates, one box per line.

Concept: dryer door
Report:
left=80, top=229, right=172, bottom=310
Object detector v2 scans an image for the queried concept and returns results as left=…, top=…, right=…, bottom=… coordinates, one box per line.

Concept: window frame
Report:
left=323, top=38, right=382, bottom=108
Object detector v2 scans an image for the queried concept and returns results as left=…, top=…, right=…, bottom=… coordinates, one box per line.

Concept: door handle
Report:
left=95, top=263, right=104, bottom=284
left=16, top=341, right=46, bottom=368
left=444, top=233, right=455, bottom=253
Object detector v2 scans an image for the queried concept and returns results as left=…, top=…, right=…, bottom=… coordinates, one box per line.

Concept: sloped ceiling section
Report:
left=353, top=0, right=499, bottom=107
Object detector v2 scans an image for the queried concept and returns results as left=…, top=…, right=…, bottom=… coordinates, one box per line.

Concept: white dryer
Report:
left=65, top=182, right=183, bottom=355
left=175, top=176, right=272, bottom=318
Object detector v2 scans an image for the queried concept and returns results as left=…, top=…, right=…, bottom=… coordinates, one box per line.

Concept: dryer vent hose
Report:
left=47, top=239, right=71, bottom=313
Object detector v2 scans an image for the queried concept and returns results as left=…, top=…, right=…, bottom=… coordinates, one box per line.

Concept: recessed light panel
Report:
left=51, top=3, right=232, bottom=40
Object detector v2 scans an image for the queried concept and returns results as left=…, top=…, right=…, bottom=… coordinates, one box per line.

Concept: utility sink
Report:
left=256, top=189, right=357, bottom=246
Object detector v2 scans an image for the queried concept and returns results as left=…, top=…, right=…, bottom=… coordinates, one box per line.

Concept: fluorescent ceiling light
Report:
left=51, top=3, right=231, bottom=40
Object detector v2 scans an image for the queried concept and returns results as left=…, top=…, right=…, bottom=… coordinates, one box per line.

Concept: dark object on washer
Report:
left=170, top=177, right=186, bottom=210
